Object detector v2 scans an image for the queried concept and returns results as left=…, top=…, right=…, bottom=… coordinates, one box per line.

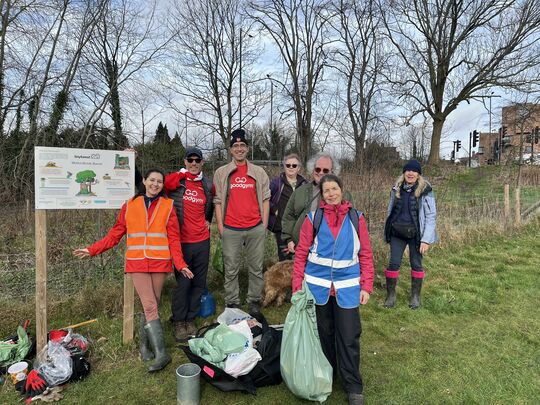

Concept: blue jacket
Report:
left=304, top=210, right=362, bottom=309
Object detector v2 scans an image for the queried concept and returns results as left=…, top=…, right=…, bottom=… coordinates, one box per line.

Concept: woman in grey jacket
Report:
left=383, top=159, right=437, bottom=309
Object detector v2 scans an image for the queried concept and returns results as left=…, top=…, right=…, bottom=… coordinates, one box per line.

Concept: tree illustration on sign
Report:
left=76, top=170, right=98, bottom=195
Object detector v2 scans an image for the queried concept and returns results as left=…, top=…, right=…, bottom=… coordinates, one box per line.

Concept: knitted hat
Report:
left=230, top=129, right=249, bottom=147
left=184, top=147, right=203, bottom=159
left=402, top=159, right=422, bottom=174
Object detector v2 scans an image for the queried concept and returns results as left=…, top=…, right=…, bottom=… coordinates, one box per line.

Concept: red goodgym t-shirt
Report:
left=181, top=179, right=210, bottom=243
left=224, top=163, right=261, bottom=228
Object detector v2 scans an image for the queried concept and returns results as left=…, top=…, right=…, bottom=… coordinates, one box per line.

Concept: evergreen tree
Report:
left=154, top=121, right=170, bottom=144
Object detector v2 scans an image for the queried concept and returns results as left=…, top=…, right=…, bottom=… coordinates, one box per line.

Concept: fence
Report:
left=1, top=165, right=539, bottom=303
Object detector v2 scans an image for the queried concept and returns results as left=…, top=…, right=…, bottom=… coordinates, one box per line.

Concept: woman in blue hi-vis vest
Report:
left=292, top=174, right=374, bottom=405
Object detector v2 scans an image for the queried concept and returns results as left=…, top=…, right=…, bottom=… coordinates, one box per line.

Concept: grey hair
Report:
left=306, top=152, right=341, bottom=176
left=283, top=153, right=301, bottom=167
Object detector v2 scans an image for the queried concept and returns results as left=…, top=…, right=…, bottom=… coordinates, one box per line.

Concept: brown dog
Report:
left=262, top=260, right=294, bottom=307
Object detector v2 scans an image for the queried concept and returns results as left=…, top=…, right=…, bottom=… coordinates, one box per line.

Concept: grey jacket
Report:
left=384, top=180, right=438, bottom=245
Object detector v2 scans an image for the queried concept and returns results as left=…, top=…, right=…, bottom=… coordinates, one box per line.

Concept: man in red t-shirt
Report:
left=165, top=147, right=214, bottom=342
left=213, top=129, right=270, bottom=316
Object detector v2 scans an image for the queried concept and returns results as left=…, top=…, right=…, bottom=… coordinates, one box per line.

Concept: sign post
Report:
left=34, top=147, right=135, bottom=350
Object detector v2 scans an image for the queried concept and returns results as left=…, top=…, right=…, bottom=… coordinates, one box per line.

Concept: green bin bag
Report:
left=280, top=282, right=332, bottom=402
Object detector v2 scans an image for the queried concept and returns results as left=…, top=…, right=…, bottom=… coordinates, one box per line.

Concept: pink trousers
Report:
left=130, top=273, right=168, bottom=322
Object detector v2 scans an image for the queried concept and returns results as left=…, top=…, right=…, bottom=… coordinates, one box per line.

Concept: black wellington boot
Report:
left=145, top=319, right=172, bottom=372
left=139, top=313, right=154, bottom=361
left=384, top=278, right=397, bottom=308
left=409, top=277, right=423, bottom=309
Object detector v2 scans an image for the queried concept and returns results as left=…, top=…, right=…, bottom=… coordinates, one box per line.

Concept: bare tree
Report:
left=164, top=0, right=265, bottom=151
left=248, top=0, right=331, bottom=164
left=330, top=0, right=388, bottom=168
left=401, top=118, right=431, bottom=160
left=81, top=0, right=171, bottom=148
left=381, top=0, right=540, bottom=164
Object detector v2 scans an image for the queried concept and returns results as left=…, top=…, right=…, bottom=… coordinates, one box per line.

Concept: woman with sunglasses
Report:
left=73, top=168, right=193, bottom=372
left=268, top=153, right=307, bottom=261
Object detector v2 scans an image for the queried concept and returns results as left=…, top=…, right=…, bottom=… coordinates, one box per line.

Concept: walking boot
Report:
left=348, top=392, right=364, bottom=405
left=409, top=277, right=423, bottom=309
left=384, top=269, right=399, bottom=308
left=185, top=321, right=197, bottom=338
left=139, top=313, right=154, bottom=361
left=145, top=319, right=172, bottom=372
left=173, top=321, right=189, bottom=342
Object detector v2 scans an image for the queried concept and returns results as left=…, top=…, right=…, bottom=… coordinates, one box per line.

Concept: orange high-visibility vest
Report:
left=125, top=196, right=174, bottom=260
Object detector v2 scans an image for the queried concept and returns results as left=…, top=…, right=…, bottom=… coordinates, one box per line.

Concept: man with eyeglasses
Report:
left=165, top=147, right=214, bottom=342
left=213, top=129, right=270, bottom=316
left=282, top=152, right=352, bottom=255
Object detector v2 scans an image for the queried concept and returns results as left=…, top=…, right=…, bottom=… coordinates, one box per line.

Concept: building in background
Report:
left=477, top=104, right=540, bottom=165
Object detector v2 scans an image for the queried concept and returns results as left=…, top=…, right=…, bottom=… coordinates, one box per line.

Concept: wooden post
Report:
left=515, top=187, right=521, bottom=224
left=122, top=273, right=135, bottom=344
left=35, top=210, right=48, bottom=352
left=504, top=184, right=510, bottom=220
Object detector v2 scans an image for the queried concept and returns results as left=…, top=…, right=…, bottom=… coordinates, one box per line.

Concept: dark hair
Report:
left=133, top=168, right=166, bottom=200
left=318, top=174, right=343, bottom=195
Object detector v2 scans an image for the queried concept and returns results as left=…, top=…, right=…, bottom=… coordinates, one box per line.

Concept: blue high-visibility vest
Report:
left=304, top=210, right=362, bottom=308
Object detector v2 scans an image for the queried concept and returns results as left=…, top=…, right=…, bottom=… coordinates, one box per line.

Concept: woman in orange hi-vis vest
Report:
left=74, top=168, right=193, bottom=372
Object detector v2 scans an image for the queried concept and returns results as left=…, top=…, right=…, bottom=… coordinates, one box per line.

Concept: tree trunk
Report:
left=428, top=117, right=444, bottom=164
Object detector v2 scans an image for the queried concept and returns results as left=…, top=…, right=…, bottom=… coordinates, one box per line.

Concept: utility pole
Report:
left=468, top=132, right=472, bottom=167
left=239, top=28, right=243, bottom=129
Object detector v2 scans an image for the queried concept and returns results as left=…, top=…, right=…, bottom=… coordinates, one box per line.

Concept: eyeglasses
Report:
left=314, top=167, right=331, bottom=174
left=186, top=158, right=202, bottom=163
left=285, top=163, right=298, bottom=168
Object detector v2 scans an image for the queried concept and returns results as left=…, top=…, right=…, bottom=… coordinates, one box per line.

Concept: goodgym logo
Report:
left=183, top=188, right=204, bottom=204
left=231, top=176, right=254, bottom=189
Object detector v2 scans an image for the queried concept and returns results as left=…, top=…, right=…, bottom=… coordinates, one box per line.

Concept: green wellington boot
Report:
left=139, top=314, right=154, bottom=361
left=145, top=319, right=172, bottom=372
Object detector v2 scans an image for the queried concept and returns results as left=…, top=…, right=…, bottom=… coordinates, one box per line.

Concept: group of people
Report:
left=73, top=128, right=437, bottom=405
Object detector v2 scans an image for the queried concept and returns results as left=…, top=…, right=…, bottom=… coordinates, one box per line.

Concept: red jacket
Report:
left=292, top=200, right=374, bottom=294
left=87, top=196, right=187, bottom=272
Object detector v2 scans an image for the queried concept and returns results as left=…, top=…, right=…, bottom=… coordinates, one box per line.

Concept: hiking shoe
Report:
left=248, top=301, right=262, bottom=317
left=173, top=321, right=189, bottom=342
left=185, top=321, right=197, bottom=337
left=348, top=393, right=364, bottom=405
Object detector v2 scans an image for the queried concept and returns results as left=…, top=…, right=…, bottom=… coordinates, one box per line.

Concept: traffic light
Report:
left=456, top=140, right=461, bottom=151
left=451, top=150, right=455, bottom=160
left=535, top=127, right=539, bottom=144
left=472, top=130, right=480, bottom=147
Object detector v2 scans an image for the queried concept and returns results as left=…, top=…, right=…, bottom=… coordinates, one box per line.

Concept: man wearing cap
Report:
left=213, top=129, right=270, bottom=316
left=165, top=147, right=214, bottom=341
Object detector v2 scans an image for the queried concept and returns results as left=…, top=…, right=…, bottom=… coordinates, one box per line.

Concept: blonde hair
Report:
left=394, top=174, right=428, bottom=199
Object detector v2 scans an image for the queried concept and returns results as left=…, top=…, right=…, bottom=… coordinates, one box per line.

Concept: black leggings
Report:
left=388, top=235, right=423, bottom=271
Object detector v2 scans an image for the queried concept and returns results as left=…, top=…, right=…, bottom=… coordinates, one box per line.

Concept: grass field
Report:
left=1, top=218, right=538, bottom=405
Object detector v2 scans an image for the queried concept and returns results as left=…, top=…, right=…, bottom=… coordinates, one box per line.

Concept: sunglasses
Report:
left=186, top=158, right=202, bottom=163
left=314, top=167, right=331, bottom=174
left=285, top=163, right=298, bottom=168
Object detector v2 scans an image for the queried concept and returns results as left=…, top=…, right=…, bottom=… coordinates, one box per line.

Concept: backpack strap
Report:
left=312, top=207, right=324, bottom=237
left=348, top=208, right=360, bottom=237
left=312, top=207, right=362, bottom=237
